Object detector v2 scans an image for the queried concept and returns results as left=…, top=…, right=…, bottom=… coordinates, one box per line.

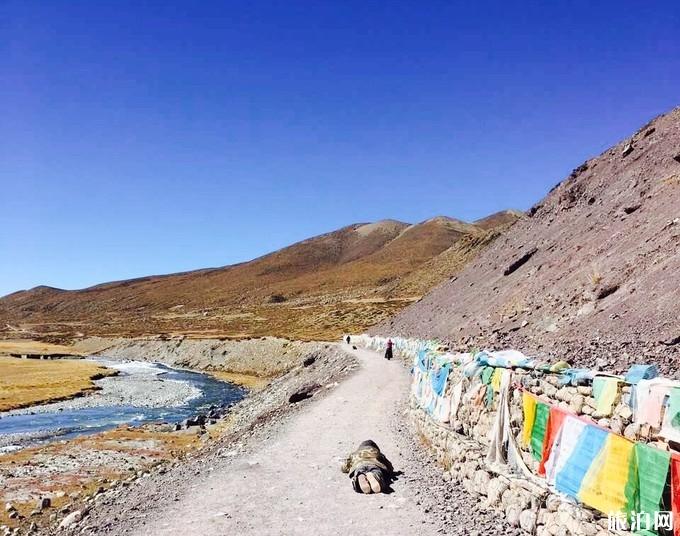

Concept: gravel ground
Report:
left=391, top=407, right=517, bottom=536
left=62, top=344, right=359, bottom=535
left=55, top=345, right=519, bottom=536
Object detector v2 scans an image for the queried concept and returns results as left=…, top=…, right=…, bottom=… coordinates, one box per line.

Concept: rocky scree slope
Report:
left=376, top=107, right=680, bottom=373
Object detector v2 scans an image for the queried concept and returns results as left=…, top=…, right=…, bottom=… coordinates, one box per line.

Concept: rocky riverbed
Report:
left=0, top=343, right=355, bottom=534
left=5, top=360, right=202, bottom=417
left=0, top=358, right=245, bottom=453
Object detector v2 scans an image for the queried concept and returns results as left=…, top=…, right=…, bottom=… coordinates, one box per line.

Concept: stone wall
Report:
left=409, top=401, right=609, bottom=536
left=353, top=334, right=667, bottom=535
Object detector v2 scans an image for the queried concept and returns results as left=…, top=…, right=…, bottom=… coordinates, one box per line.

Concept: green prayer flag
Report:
left=481, top=366, right=494, bottom=385
left=633, top=443, right=670, bottom=529
left=485, top=385, right=494, bottom=407
left=530, top=402, right=549, bottom=460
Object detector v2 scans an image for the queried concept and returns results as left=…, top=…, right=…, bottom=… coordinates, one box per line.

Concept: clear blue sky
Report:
left=1, top=1, right=678, bottom=296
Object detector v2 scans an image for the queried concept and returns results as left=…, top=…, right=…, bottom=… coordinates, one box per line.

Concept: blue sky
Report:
left=1, top=1, right=678, bottom=296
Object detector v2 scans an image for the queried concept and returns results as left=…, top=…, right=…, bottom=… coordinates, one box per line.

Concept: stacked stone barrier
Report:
left=351, top=334, right=677, bottom=536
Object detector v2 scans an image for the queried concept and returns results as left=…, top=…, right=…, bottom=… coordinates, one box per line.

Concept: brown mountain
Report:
left=0, top=213, right=519, bottom=341
left=377, top=106, right=680, bottom=373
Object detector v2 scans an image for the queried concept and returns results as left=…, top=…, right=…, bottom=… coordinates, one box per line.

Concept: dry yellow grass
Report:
left=0, top=339, right=84, bottom=356
left=0, top=214, right=519, bottom=341
left=209, top=370, right=271, bottom=390
left=0, top=356, right=116, bottom=411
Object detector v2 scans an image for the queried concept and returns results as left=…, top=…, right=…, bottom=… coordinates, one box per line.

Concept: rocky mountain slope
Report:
left=0, top=213, right=519, bottom=341
left=377, top=106, right=680, bottom=373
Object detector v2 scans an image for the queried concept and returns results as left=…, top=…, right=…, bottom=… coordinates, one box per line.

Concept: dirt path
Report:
left=132, top=345, right=437, bottom=536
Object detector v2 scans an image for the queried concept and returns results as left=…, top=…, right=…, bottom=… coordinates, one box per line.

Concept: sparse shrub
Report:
left=589, top=266, right=603, bottom=287
left=416, top=429, right=432, bottom=449
left=442, top=454, right=454, bottom=471
left=662, top=174, right=680, bottom=187
left=268, top=294, right=286, bottom=304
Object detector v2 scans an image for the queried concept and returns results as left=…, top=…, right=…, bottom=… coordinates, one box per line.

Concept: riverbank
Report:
left=208, top=370, right=271, bottom=390
left=0, top=343, right=355, bottom=534
left=72, top=335, right=323, bottom=378
left=0, top=359, right=242, bottom=452
left=0, top=356, right=116, bottom=412
left=4, top=360, right=202, bottom=417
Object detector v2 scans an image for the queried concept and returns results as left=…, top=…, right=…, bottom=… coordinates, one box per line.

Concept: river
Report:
left=0, top=358, right=245, bottom=451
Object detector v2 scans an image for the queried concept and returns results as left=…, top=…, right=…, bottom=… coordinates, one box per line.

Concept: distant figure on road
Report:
left=341, top=440, right=394, bottom=494
left=346, top=335, right=351, bottom=344
left=384, top=339, right=393, bottom=360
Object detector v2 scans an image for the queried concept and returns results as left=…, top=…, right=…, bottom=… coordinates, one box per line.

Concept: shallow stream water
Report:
left=0, top=359, right=245, bottom=450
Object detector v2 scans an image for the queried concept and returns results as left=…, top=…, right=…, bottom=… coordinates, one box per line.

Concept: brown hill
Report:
left=473, top=210, right=526, bottom=231
left=0, top=213, right=520, bottom=341
left=376, top=106, right=680, bottom=373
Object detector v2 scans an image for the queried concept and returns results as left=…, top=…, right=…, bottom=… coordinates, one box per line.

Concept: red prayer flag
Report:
left=672, top=453, right=680, bottom=536
left=538, top=405, right=567, bottom=476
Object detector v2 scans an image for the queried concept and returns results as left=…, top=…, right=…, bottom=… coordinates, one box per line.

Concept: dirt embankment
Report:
left=72, top=336, right=324, bottom=385
left=377, top=106, right=680, bottom=373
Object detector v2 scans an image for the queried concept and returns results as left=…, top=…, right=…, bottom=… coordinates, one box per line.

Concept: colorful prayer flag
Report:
left=522, top=391, right=537, bottom=447
left=555, top=424, right=608, bottom=499
left=579, top=433, right=637, bottom=515
left=634, top=442, right=670, bottom=532
left=538, top=406, right=567, bottom=476
left=530, top=402, right=550, bottom=461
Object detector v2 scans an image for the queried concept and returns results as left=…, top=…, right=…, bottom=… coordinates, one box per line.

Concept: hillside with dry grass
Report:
left=0, top=213, right=519, bottom=341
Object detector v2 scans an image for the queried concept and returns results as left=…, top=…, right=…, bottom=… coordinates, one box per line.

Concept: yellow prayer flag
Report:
left=522, top=391, right=537, bottom=447
left=578, top=433, right=636, bottom=515
left=491, top=368, right=503, bottom=393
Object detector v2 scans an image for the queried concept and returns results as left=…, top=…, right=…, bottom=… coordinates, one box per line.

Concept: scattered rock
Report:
left=619, top=406, right=633, bottom=421
left=58, top=510, right=84, bottom=529
left=183, top=414, right=207, bottom=428
left=595, top=284, right=619, bottom=300
left=624, top=422, right=640, bottom=440
left=519, top=509, right=537, bottom=532
left=661, top=335, right=680, bottom=346
left=288, top=383, right=320, bottom=403
left=503, top=247, right=538, bottom=276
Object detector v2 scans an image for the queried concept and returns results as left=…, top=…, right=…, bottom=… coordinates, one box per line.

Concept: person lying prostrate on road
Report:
left=341, top=440, right=394, bottom=494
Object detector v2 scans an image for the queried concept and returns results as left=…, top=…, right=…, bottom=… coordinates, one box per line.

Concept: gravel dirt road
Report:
left=130, top=345, right=438, bottom=536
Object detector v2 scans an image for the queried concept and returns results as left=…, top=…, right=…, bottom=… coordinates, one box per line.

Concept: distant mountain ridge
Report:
left=0, top=211, right=521, bottom=341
